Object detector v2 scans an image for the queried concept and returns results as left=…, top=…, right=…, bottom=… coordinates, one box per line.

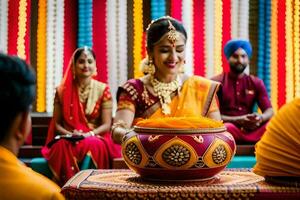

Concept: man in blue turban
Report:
left=224, top=39, right=252, bottom=60
left=211, top=39, right=273, bottom=144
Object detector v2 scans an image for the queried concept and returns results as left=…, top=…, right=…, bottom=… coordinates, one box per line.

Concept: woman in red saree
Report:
left=112, top=16, right=222, bottom=144
left=42, top=47, right=121, bottom=185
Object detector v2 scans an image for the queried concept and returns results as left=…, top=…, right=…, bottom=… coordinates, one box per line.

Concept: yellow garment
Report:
left=0, top=146, right=64, bottom=200
left=134, top=76, right=220, bottom=125
left=253, top=98, right=300, bottom=177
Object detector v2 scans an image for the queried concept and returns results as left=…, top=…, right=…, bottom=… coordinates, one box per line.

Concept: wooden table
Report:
left=62, top=169, right=300, bottom=200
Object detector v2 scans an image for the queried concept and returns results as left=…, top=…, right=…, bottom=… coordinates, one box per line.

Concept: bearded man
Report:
left=211, top=39, right=273, bottom=144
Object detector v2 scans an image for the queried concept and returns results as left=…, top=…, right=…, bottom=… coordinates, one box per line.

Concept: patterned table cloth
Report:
left=62, top=169, right=300, bottom=200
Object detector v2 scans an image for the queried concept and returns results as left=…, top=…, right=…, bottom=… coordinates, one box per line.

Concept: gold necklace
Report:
left=78, top=82, right=91, bottom=103
left=150, top=75, right=180, bottom=115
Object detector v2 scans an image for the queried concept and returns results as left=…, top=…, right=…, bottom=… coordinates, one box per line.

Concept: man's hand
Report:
left=242, top=113, right=263, bottom=131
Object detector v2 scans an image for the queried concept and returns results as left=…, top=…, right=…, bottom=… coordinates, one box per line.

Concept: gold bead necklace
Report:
left=150, top=75, right=180, bottom=115
left=78, top=82, right=91, bottom=103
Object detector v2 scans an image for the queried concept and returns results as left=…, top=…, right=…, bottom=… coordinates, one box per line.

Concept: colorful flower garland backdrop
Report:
left=0, top=0, right=299, bottom=112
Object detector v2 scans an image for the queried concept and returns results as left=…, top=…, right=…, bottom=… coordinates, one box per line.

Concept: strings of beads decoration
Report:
left=150, top=75, right=180, bottom=115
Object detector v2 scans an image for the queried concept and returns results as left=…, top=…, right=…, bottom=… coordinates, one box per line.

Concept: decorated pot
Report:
left=122, top=126, right=236, bottom=181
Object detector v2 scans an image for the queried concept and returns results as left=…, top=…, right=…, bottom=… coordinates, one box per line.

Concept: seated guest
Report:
left=211, top=39, right=273, bottom=143
left=0, top=54, right=64, bottom=199
left=254, top=98, right=300, bottom=185
left=112, top=16, right=222, bottom=144
left=42, top=47, right=121, bottom=185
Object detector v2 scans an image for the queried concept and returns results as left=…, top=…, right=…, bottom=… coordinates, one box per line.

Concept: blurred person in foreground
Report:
left=0, top=53, right=64, bottom=199
left=254, top=98, right=300, bottom=186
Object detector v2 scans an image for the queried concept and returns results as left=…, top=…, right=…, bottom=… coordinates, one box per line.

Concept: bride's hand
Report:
left=72, top=129, right=83, bottom=136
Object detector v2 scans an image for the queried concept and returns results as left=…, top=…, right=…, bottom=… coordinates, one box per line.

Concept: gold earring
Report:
left=147, top=58, right=155, bottom=75
left=141, top=57, right=155, bottom=75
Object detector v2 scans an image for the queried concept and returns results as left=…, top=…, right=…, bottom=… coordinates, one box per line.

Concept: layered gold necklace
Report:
left=150, top=75, right=180, bottom=115
left=78, top=82, right=91, bottom=103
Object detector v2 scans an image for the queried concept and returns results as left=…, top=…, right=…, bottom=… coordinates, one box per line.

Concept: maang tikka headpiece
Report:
left=167, top=20, right=178, bottom=45
left=146, top=16, right=179, bottom=45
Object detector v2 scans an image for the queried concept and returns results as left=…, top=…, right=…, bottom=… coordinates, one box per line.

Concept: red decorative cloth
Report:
left=62, top=169, right=300, bottom=200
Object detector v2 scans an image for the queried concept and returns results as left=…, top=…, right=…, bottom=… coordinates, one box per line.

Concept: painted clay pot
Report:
left=122, top=126, right=236, bottom=181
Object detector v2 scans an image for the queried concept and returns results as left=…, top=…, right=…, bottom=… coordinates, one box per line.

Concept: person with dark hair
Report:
left=42, top=47, right=121, bottom=185
left=0, top=54, right=64, bottom=199
left=211, top=39, right=273, bottom=143
left=112, top=16, right=222, bottom=144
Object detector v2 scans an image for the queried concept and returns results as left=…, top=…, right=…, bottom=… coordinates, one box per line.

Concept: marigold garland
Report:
left=231, top=0, right=238, bottom=38
left=93, top=0, right=108, bottom=82
left=193, top=0, right=205, bottom=76
left=17, top=0, right=27, bottom=60
left=151, top=0, right=166, bottom=20
left=118, top=0, right=128, bottom=111
left=204, top=0, right=214, bottom=78
left=257, top=0, right=265, bottom=81
left=0, top=0, right=8, bottom=53
left=78, top=0, right=93, bottom=47
left=118, top=0, right=128, bottom=81
left=213, top=0, right=223, bottom=75
left=285, top=0, right=293, bottom=102
left=133, top=0, right=143, bottom=78
left=293, top=0, right=300, bottom=97
left=277, top=0, right=286, bottom=107
left=55, top=0, right=64, bottom=87
left=264, top=0, right=271, bottom=96
left=107, top=0, right=118, bottom=112
left=238, top=0, right=249, bottom=39
left=182, top=0, right=194, bottom=76
left=248, top=0, right=259, bottom=75
left=36, top=0, right=47, bottom=112
left=270, top=0, right=278, bottom=111
left=3, top=1, right=300, bottom=113
left=46, top=0, right=56, bottom=112
left=7, top=0, right=19, bottom=55
left=221, top=0, right=231, bottom=73
left=170, top=0, right=182, bottom=21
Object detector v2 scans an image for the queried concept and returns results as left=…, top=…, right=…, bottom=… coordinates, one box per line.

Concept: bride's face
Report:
left=151, top=31, right=186, bottom=79
left=74, top=51, right=96, bottom=79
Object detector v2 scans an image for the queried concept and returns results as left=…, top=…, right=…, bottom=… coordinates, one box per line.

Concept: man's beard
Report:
left=229, top=63, right=247, bottom=74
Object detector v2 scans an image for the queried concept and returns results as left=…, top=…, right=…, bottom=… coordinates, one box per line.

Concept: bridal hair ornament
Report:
left=167, top=20, right=178, bottom=45
left=146, top=16, right=179, bottom=45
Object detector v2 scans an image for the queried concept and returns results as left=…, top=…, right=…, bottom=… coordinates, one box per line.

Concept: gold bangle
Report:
left=111, top=120, right=127, bottom=130
left=111, top=120, right=129, bottom=143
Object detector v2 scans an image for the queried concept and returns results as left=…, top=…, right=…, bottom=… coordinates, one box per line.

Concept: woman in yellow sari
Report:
left=112, top=16, right=222, bottom=144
